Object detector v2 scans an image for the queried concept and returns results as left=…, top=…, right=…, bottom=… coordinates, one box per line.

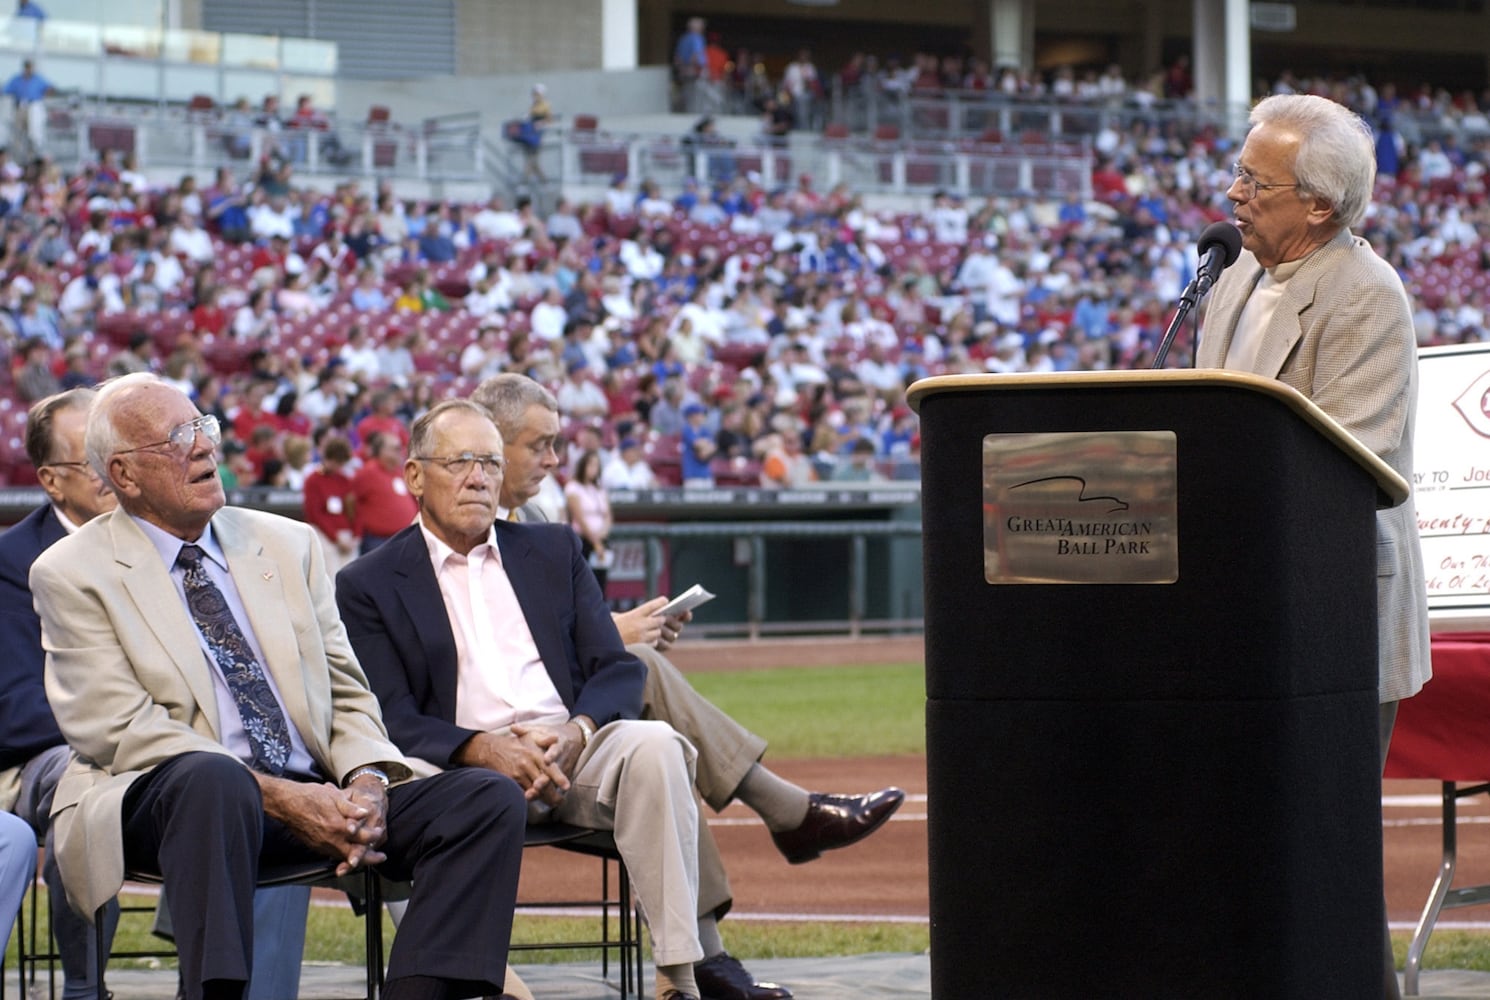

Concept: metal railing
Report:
left=0, top=14, right=338, bottom=110
left=609, top=518, right=925, bottom=641
left=40, top=100, right=1091, bottom=200
left=827, top=82, right=1247, bottom=144
left=40, top=102, right=488, bottom=183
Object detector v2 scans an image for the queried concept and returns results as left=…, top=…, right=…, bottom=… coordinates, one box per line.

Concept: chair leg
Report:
left=6, top=874, right=16, bottom=1000
left=600, top=855, right=611, bottom=984
left=94, top=906, right=106, bottom=1000
left=363, top=869, right=383, bottom=1000
left=620, top=863, right=641, bottom=1000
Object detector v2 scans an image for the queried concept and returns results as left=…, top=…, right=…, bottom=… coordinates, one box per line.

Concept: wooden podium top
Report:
left=907, top=369, right=1410, bottom=507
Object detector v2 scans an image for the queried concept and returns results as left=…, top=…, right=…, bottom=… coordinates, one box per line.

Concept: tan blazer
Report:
left=1197, top=228, right=1431, bottom=703
left=31, top=505, right=410, bottom=916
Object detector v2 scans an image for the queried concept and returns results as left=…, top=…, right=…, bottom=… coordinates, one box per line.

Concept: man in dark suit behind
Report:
left=0, top=388, right=119, bottom=1000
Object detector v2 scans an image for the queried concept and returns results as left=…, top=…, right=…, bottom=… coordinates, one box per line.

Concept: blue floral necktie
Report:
left=177, top=544, right=291, bottom=775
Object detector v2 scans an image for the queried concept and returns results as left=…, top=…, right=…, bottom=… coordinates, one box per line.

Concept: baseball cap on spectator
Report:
left=619, top=437, right=640, bottom=452
left=682, top=402, right=706, bottom=418
left=997, top=332, right=1025, bottom=351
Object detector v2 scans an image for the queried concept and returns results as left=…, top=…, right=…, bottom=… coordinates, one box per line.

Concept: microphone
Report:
left=1189, top=222, right=1243, bottom=304
left=1152, top=223, right=1244, bottom=369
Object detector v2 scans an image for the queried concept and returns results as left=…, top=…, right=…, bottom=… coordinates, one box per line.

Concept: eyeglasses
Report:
left=117, top=414, right=222, bottom=457
left=1231, top=162, right=1300, bottom=199
left=416, top=452, right=505, bottom=479
left=42, top=460, right=99, bottom=478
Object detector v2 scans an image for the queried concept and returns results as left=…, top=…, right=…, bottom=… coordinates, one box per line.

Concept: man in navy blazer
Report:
left=0, top=389, right=123, bottom=1000
left=337, top=399, right=716, bottom=1000
left=0, top=388, right=309, bottom=1000
left=470, top=373, right=905, bottom=1000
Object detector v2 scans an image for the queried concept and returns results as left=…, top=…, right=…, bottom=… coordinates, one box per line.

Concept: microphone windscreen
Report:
left=1197, top=222, right=1243, bottom=267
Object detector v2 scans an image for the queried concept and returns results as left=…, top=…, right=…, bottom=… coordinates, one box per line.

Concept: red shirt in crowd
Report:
left=349, top=461, right=417, bottom=538
left=355, top=413, right=409, bottom=455
left=191, top=302, right=228, bottom=335
left=302, top=464, right=355, bottom=541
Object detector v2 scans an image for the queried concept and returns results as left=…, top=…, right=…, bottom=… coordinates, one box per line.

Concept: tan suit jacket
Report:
left=31, top=505, right=410, bottom=916
left=1197, top=228, right=1431, bottom=702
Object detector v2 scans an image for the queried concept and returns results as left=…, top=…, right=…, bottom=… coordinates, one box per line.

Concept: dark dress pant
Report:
left=120, top=751, right=524, bottom=999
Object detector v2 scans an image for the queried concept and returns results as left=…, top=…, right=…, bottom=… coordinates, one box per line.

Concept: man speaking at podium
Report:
left=1197, top=93, right=1429, bottom=999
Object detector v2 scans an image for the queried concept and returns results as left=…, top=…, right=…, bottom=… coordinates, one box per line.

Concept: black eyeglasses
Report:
left=415, top=452, right=505, bottom=479
left=1231, top=162, right=1300, bottom=198
left=116, top=415, right=222, bottom=457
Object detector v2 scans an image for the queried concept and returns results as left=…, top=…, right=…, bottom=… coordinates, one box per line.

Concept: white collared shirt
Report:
left=52, top=504, right=83, bottom=534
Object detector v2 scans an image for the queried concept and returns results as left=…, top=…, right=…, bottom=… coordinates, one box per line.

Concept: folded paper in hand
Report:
left=657, top=583, right=715, bottom=619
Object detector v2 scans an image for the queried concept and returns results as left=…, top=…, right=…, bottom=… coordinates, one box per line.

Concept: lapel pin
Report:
left=262, top=571, right=274, bottom=581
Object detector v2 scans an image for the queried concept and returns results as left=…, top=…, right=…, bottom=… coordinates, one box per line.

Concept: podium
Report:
left=908, top=371, right=1408, bottom=999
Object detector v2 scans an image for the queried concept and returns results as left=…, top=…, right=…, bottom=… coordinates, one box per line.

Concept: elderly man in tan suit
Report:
left=1196, top=94, right=1430, bottom=1000
left=31, top=372, right=526, bottom=1000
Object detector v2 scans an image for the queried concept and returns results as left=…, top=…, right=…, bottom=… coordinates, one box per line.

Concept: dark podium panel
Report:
left=909, top=372, right=1404, bottom=999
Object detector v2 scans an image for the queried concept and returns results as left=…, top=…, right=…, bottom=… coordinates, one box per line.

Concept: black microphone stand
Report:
left=1151, top=269, right=1214, bottom=370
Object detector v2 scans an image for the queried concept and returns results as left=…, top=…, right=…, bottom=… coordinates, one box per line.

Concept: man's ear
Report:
left=108, top=456, right=140, bottom=500
left=1305, top=195, right=1337, bottom=229
left=403, top=458, right=424, bottom=501
left=35, top=465, right=64, bottom=505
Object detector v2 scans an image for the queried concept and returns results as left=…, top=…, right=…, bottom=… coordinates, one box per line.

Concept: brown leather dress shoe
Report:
left=771, top=787, right=905, bottom=864
left=695, top=951, right=793, bottom=1000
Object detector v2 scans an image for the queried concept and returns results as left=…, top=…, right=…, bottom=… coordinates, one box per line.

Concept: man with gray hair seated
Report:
left=466, top=372, right=905, bottom=1000
left=31, top=373, right=526, bottom=1000
left=0, top=388, right=313, bottom=999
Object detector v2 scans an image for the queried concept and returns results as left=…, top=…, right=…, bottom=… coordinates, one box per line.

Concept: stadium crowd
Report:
left=0, top=73, right=1485, bottom=521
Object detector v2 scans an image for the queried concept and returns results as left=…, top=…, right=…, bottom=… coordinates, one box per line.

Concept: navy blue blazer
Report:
left=334, top=520, right=645, bottom=768
left=0, top=503, right=68, bottom=770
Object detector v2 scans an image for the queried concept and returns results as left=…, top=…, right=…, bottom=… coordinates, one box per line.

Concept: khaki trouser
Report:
left=633, top=641, right=769, bottom=919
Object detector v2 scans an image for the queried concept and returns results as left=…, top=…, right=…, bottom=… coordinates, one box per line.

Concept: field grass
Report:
left=687, top=662, right=926, bottom=758
left=4, top=890, right=1482, bottom=975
